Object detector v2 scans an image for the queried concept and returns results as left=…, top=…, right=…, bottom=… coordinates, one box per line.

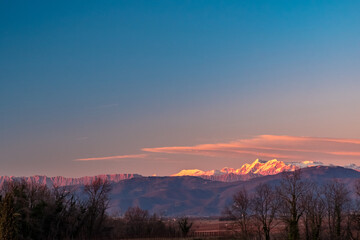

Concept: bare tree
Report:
left=120, top=206, right=175, bottom=238
left=0, top=179, right=114, bottom=239
left=277, top=170, right=309, bottom=240
left=251, top=183, right=280, bottom=240
left=83, top=178, right=112, bottom=238
left=225, top=187, right=251, bottom=239
left=48, top=185, right=84, bottom=239
left=177, top=216, right=193, bottom=237
left=351, top=179, right=360, bottom=240
left=302, top=183, right=326, bottom=240
left=0, top=192, right=18, bottom=240
left=123, top=206, right=149, bottom=237
left=324, top=180, right=350, bottom=240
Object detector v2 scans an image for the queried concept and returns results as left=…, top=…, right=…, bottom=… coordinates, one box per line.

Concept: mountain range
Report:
left=172, top=159, right=337, bottom=181
left=1, top=159, right=360, bottom=216
left=109, top=166, right=360, bottom=216
left=0, top=159, right=319, bottom=187
left=1, top=159, right=359, bottom=187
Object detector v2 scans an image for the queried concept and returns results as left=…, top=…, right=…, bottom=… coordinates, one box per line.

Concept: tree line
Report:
left=3, top=170, right=360, bottom=240
left=224, top=170, right=360, bottom=240
left=0, top=179, right=191, bottom=239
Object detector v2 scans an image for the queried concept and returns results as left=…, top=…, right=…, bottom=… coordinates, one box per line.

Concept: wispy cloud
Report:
left=142, top=135, right=360, bottom=163
left=75, top=135, right=360, bottom=164
left=75, top=154, right=147, bottom=161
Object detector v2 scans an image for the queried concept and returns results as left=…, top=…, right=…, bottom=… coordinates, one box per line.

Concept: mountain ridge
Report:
left=171, top=159, right=326, bottom=181
left=1, top=159, right=359, bottom=187
left=1, top=165, right=360, bottom=216
left=0, top=173, right=142, bottom=188
left=109, top=166, right=360, bottom=216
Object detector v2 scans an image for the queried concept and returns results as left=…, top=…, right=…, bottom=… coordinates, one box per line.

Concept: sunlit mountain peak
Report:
left=171, top=159, right=319, bottom=179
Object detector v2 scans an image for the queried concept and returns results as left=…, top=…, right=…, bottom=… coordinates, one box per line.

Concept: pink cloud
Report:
left=76, top=135, right=360, bottom=165
left=142, top=135, right=360, bottom=163
left=329, top=152, right=360, bottom=157
left=75, top=154, right=147, bottom=161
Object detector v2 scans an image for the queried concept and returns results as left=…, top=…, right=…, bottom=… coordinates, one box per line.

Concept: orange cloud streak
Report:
left=329, top=152, right=360, bottom=157
left=142, top=135, right=360, bottom=163
left=75, top=154, right=147, bottom=161
left=76, top=135, right=360, bottom=164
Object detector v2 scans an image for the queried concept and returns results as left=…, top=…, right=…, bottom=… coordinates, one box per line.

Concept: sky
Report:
left=1, top=0, right=360, bottom=177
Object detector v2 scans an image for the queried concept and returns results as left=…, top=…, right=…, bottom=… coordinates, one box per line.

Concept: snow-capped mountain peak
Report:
left=171, top=159, right=325, bottom=180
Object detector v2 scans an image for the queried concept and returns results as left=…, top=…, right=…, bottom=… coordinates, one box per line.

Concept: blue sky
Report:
left=1, top=0, right=360, bottom=176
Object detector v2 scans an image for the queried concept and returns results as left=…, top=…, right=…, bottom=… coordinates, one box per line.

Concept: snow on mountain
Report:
left=289, top=160, right=326, bottom=168
left=171, top=159, right=326, bottom=181
left=172, top=159, right=360, bottom=182
left=344, top=164, right=360, bottom=171
left=172, top=169, right=223, bottom=177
